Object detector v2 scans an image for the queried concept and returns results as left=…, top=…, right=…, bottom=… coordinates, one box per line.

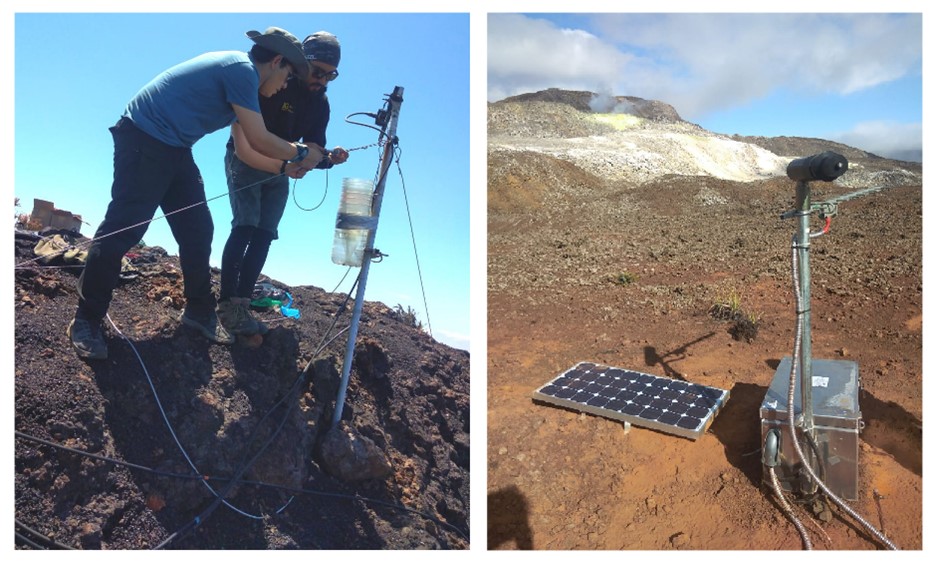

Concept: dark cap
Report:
left=303, top=31, right=341, bottom=67
left=246, top=27, right=309, bottom=80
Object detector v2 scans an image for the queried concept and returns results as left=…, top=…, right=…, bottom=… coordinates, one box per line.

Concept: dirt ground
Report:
left=13, top=235, right=469, bottom=550
left=487, top=163, right=922, bottom=550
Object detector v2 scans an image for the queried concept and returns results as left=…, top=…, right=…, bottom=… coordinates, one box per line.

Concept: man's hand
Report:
left=329, top=146, right=349, bottom=165
left=284, top=161, right=309, bottom=179
left=297, top=143, right=326, bottom=170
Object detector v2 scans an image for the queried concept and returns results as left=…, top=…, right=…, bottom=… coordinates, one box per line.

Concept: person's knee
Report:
left=193, top=217, right=214, bottom=241
left=177, top=213, right=214, bottom=248
left=87, top=241, right=128, bottom=265
left=233, top=224, right=255, bottom=238
left=250, top=228, right=274, bottom=249
left=89, top=230, right=141, bottom=263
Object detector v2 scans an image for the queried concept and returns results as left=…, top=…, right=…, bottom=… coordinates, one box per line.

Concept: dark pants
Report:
left=76, top=117, right=216, bottom=321
left=220, top=225, right=274, bottom=301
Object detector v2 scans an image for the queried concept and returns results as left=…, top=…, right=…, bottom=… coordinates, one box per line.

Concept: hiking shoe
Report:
left=179, top=309, right=235, bottom=345
left=216, top=299, right=259, bottom=336
left=234, top=297, right=268, bottom=335
left=68, top=317, right=108, bottom=360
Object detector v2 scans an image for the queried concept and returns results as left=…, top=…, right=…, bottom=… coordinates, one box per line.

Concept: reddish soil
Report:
left=487, top=164, right=922, bottom=550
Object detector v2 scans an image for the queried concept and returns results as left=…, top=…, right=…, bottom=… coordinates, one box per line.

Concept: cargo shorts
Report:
left=224, top=145, right=289, bottom=239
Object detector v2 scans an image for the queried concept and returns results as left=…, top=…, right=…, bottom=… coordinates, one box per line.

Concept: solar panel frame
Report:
left=532, top=361, right=730, bottom=440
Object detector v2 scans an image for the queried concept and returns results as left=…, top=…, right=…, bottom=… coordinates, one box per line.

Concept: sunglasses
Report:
left=309, top=65, right=339, bottom=82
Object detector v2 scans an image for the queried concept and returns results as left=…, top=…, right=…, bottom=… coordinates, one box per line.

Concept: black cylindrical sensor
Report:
left=786, top=151, right=848, bottom=182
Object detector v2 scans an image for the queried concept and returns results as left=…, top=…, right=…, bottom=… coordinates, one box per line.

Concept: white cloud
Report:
left=831, top=120, right=922, bottom=161
left=489, top=14, right=922, bottom=120
left=435, top=328, right=470, bottom=352
left=487, top=14, right=634, bottom=102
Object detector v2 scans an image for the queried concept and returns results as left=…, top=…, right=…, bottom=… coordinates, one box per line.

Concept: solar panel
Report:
left=532, top=361, right=730, bottom=440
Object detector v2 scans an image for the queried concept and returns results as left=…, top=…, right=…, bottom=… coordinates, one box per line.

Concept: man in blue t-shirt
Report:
left=69, top=27, right=326, bottom=361
left=217, top=31, right=348, bottom=336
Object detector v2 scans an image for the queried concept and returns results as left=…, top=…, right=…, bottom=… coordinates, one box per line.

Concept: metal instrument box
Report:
left=760, top=357, right=862, bottom=501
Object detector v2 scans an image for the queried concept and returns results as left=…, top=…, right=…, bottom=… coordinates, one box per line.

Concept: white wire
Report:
left=105, top=313, right=291, bottom=520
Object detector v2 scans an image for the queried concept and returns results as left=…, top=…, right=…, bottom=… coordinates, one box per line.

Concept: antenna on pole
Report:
left=331, top=86, right=405, bottom=428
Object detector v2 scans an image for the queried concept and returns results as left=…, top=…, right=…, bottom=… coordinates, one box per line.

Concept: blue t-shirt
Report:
left=124, top=51, right=261, bottom=148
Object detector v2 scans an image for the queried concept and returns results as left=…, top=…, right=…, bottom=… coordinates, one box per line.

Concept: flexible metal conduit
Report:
left=769, top=466, right=812, bottom=549
left=786, top=234, right=898, bottom=551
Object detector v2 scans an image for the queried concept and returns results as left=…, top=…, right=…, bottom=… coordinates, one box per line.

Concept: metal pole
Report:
left=794, top=180, right=814, bottom=434
left=784, top=151, right=846, bottom=435
left=331, top=86, right=404, bottom=427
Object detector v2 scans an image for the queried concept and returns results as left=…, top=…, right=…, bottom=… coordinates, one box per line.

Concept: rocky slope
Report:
left=14, top=233, right=469, bottom=550
left=489, top=89, right=920, bottom=190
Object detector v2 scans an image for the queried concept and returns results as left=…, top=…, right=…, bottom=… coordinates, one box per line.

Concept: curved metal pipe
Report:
left=769, top=466, right=812, bottom=549
left=787, top=235, right=897, bottom=550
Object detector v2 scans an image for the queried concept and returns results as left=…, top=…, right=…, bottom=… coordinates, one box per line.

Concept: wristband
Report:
left=287, top=143, right=309, bottom=163
left=280, top=160, right=288, bottom=174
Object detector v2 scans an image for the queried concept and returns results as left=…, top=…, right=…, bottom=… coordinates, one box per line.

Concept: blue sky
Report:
left=12, top=11, right=470, bottom=351
left=488, top=12, right=923, bottom=161
left=2, top=1, right=932, bottom=552
left=6, top=7, right=926, bottom=356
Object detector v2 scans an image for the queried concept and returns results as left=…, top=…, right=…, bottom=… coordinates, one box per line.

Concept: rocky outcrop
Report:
left=488, top=89, right=922, bottom=189
left=497, top=88, right=683, bottom=122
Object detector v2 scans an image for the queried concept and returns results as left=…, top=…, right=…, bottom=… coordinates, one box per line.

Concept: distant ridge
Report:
left=496, top=88, right=683, bottom=123
left=488, top=88, right=922, bottom=189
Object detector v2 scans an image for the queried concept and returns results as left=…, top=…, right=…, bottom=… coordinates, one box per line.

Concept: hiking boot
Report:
left=216, top=299, right=260, bottom=336
left=179, top=309, right=235, bottom=345
left=233, top=297, right=268, bottom=335
left=68, top=317, right=108, bottom=360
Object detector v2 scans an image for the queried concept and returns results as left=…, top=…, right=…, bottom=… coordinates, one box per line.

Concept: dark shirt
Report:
left=228, top=78, right=334, bottom=169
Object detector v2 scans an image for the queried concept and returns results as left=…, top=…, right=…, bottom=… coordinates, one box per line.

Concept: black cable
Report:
left=15, top=430, right=199, bottom=481
left=291, top=169, right=329, bottom=212
left=153, top=391, right=297, bottom=548
left=84, top=263, right=361, bottom=547
left=344, top=111, right=385, bottom=135
left=14, top=100, right=390, bottom=273
left=153, top=330, right=322, bottom=548
left=15, top=531, right=47, bottom=550
left=232, top=480, right=468, bottom=542
left=155, top=272, right=363, bottom=548
left=17, top=96, right=465, bottom=548
left=15, top=519, right=75, bottom=550
left=55, top=251, right=360, bottom=548
left=301, top=270, right=359, bottom=378
left=15, top=423, right=469, bottom=545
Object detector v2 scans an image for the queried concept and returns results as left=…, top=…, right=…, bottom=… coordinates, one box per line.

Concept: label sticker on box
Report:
left=812, top=376, right=830, bottom=388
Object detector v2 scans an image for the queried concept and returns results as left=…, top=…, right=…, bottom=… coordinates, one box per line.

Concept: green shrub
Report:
left=393, top=304, right=423, bottom=330
left=709, top=289, right=761, bottom=342
left=610, top=271, right=638, bottom=286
